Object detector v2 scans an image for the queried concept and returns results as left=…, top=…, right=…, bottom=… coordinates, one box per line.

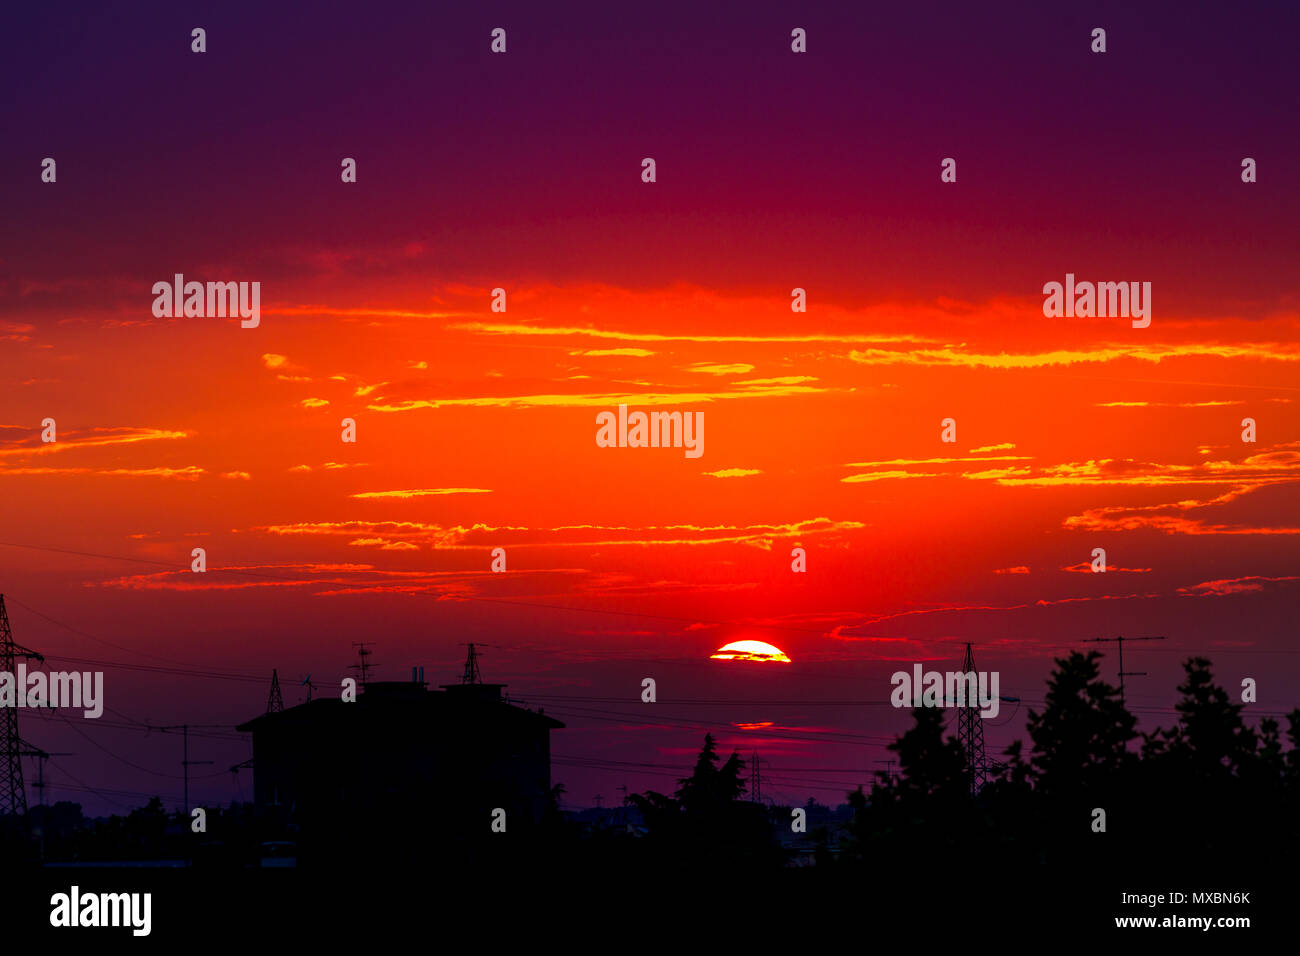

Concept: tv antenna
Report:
left=460, top=642, right=489, bottom=684
left=350, top=642, right=375, bottom=687
left=1082, top=635, right=1166, bottom=704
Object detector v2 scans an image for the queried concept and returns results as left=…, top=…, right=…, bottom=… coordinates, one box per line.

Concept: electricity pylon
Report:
left=266, top=669, right=284, bottom=713
left=955, top=642, right=989, bottom=797
left=0, top=594, right=44, bottom=817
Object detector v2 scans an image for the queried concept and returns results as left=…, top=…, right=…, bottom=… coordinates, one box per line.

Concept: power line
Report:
left=1, top=593, right=223, bottom=669
left=40, top=711, right=230, bottom=780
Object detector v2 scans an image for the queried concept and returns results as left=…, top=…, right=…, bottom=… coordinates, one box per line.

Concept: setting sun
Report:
left=710, top=640, right=792, bottom=663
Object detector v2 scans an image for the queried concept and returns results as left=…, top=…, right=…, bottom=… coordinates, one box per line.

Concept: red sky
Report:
left=2, top=0, right=1298, bottom=813
left=3, top=279, right=1298, bottom=812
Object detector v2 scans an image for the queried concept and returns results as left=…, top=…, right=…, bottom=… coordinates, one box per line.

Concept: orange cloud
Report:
left=0, top=426, right=189, bottom=458
left=687, top=363, right=755, bottom=375
left=1178, top=575, right=1300, bottom=596
left=1096, top=400, right=1245, bottom=408
left=0, top=465, right=205, bottom=479
left=847, top=342, right=1300, bottom=368
left=248, top=517, right=864, bottom=551
left=366, top=381, right=832, bottom=412
left=452, top=320, right=925, bottom=346
left=347, top=538, right=420, bottom=551
left=572, top=348, right=656, bottom=357
left=1061, top=562, right=1151, bottom=573
left=349, top=488, right=493, bottom=499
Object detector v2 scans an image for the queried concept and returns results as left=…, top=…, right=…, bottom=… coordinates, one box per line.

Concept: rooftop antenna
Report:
left=350, top=642, right=375, bottom=687
left=1082, top=635, right=1166, bottom=705
left=461, top=642, right=484, bottom=684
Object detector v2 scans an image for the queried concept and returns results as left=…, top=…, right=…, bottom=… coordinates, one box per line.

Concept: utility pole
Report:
left=229, top=757, right=254, bottom=803
left=1083, top=635, right=1166, bottom=704
left=955, top=642, right=989, bottom=797
left=0, top=594, right=45, bottom=818
left=29, top=747, right=73, bottom=807
left=155, top=724, right=214, bottom=813
left=266, top=668, right=284, bottom=713
left=25, top=744, right=70, bottom=863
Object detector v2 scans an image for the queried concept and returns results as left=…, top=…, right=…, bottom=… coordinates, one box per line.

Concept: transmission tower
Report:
left=750, top=750, right=761, bottom=803
left=955, top=642, right=989, bottom=797
left=462, top=643, right=483, bottom=684
left=1082, top=635, right=1166, bottom=704
left=1, top=594, right=45, bottom=817
left=266, top=668, right=284, bottom=713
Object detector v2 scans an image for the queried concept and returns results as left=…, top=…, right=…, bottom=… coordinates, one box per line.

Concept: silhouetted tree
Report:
left=843, top=705, right=969, bottom=862
left=630, top=733, right=775, bottom=870
left=676, top=732, right=746, bottom=814
left=1143, top=657, right=1255, bottom=775
left=1005, top=651, right=1135, bottom=798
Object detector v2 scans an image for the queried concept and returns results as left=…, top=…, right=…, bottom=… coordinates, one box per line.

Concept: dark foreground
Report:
left=10, top=856, right=1275, bottom=942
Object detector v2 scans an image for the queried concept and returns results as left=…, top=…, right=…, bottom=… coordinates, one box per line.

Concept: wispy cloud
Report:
left=249, top=517, right=864, bottom=550
left=1178, top=575, right=1300, bottom=596
left=349, top=488, right=493, bottom=499
left=453, top=321, right=927, bottom=346
left=367, top=381, right=831, bottom=412
left=0, top=426, right=189, bottom=458
left=687, top=363, right=755, bottom=376
left=572, top=348, right=656, bottom=357
left=0, top=465, right=206, bottom=479
left=848, top=342, right=1300, bottom=369
left=1061, top=562, right=1151, bottom=573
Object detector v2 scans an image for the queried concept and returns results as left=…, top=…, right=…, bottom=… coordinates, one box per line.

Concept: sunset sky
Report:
left=2, top=1, right=1298, bottom=815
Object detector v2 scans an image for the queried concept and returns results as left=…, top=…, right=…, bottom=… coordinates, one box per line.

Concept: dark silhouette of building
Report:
left=236, top=664, right=562, bottom=864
